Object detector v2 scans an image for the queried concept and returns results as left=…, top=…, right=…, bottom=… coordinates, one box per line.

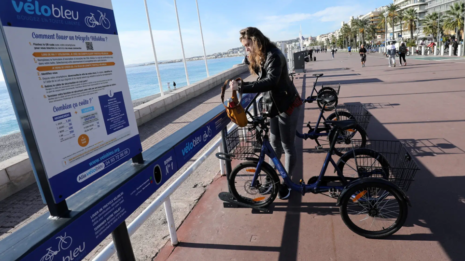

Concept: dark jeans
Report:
left=269, top=105, right=301, bottom=178
left=399, top=53, right=406, bottom=64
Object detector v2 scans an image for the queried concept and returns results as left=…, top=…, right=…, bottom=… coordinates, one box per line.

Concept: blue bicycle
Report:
left=218, top=114, right=410, bottom=238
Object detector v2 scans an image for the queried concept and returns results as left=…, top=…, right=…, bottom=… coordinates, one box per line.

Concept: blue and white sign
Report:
left=19, top=93, right=258, bottom=261
left=0, top=0, right=141, bottom=202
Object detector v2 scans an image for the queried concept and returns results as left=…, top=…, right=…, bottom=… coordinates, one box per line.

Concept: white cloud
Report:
left=117, top=4, right=376, bottom=65
left=257, top=5, right=374, bottom=39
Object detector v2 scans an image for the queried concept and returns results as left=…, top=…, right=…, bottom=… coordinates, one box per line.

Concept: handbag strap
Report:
left=221, top=77, right=244, bottom=109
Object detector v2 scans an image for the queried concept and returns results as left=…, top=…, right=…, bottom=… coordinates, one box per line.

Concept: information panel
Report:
left=0, top=0, right=142, bottom=202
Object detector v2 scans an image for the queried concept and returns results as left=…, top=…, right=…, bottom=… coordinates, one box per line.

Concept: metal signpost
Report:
left=0, top=0, right=142, bottom=217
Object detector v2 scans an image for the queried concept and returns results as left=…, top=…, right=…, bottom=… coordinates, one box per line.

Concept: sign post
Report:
left=0, top=0, right=142, bottom=217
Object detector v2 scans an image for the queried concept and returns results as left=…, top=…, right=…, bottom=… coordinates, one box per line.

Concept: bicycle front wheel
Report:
left=339, top=180, right=408, bottom=238
left=228, top=161, right=280, bottom=208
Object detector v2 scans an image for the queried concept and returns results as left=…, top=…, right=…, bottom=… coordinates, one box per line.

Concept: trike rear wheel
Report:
left=228, top=161, right=280, bottom=208
left=339, top=180, right=408, bottom=238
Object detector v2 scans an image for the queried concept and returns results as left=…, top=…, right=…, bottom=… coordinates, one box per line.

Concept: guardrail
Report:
left=0, top=89, right=257, bottom=261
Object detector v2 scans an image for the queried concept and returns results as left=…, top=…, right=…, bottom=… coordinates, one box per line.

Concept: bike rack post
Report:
left=218, top=141, right=226, bottom=176
left=163, top=197, right=178, bottom=246
left=111, top=221, right=136, bottom=261
left=221, top=128, right=232, bottom=178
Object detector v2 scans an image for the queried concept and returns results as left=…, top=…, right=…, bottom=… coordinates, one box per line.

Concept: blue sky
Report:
left=112, top=0, right=391, bottom=65
left=0, top=0, right=391, bottom=81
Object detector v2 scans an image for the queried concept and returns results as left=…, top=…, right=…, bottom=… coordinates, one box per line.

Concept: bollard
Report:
left=449, top=46, right=453, bottom=56
left=163, top=197, right=179, bottom=246
left=441, top=45, right=445, bottom=56
left=458, top=45, right=462, bottom=57
left=421, top=46, right=425, bottom=56
left=434, top=46, right=438, bottom=56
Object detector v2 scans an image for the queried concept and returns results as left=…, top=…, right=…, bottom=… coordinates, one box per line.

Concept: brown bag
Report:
left=221, top=78, right=248, bottom=127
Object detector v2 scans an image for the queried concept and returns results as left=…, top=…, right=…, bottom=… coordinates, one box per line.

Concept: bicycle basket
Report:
left=318, top=84, right=341, bottom=95
left=225, top=125, right=261, bottom=159
left=339, top=140, right=419, bottom=192
left=335, top=103, right=372, bottom=130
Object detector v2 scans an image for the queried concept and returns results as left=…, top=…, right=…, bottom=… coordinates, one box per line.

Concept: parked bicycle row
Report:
left=218, top=27, right=419, bottom=239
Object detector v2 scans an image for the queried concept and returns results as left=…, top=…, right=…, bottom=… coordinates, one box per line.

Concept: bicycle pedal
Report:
left=315, top=145, right=323, bottom=150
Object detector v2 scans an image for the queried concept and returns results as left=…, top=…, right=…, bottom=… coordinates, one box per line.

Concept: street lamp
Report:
left=384, top=11, right=389, bottom=45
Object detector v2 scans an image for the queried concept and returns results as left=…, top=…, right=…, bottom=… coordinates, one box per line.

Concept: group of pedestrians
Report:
left=387, top=41, right=408, bottom=67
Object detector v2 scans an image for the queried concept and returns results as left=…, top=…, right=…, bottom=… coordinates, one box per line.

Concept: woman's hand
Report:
left=229, top=80, right=240, bottom=91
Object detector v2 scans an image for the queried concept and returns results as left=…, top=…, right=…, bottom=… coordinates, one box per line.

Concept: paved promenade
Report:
left=154, top=52, right=465, bottom=261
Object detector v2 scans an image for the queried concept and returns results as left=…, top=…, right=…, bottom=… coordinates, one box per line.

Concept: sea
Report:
left=0, top=56, right=244, bottom=137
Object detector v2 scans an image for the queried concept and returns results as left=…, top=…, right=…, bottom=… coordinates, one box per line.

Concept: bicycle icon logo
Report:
left=40, top=233, right=73, bottom=261
left=203, top=126, right=212, bottom=142
left=85, top=10, right=111, bottom=29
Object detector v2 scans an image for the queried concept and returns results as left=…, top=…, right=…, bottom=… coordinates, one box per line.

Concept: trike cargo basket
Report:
left=225, top=125, right=261, bottom=159
left=334, top=103, right=372, bottom=130
left=338, top=139, right=419, bottom=192
left=317, top=84, right=341, bottom=95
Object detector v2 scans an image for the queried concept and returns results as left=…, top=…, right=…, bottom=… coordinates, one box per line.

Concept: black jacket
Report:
left=241, top=47, right=299, bottom=117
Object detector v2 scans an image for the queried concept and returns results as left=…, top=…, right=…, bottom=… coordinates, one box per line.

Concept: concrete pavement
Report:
left=155, top=52, right=465, bottom=261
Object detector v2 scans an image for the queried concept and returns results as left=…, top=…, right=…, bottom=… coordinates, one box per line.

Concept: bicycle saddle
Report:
left=329, top=120, right=357, bottom=130
left=313, top=73, right=323, bottom=77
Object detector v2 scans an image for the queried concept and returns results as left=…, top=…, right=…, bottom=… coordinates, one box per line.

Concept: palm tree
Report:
left=386, top=3, right=398, bottom=40
left=443, top=2, right=465, bottom=40
left=356, top=18, right=369, bottom=44
left=403, top=8, right=418, bottom=40
left=341, top=23, right=351, bottom=47
left=351, top=18, right=361, bottom=45
left=423, top=12, right=442, bottom=40
left=377, top=14, right=387, bottom=43
left=398, top=10, right=405, bottom=39
left=366, top=23, right=378, bottom=44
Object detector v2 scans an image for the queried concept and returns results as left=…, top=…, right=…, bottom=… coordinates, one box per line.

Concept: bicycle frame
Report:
left=251, top=129, right=350, bottom=196
left=296, top=102, right=330, bottom=140
left=305, top=75, right=322, bottom=103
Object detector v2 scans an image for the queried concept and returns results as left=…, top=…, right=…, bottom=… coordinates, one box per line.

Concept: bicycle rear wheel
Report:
left=328, top=124, right=367, bottom=156
left=228, top=161, right=280, bottom=208
left=339, top=180, right=408, bottom=238
left=337, top=148, right=390, bottom=179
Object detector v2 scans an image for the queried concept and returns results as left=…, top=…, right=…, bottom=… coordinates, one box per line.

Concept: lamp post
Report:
left=384, top=11, right=389, bottom=46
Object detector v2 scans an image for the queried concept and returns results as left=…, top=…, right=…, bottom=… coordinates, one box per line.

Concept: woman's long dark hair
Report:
left=240, top=27, right=276, bottom=75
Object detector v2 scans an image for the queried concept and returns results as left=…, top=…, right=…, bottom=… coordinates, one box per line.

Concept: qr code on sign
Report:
left=86, top=42, right=94, bottom=50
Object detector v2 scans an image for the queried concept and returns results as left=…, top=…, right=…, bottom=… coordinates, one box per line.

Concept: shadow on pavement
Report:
left=342, top=89, right=465, bottom=99
left=319, top=78, right=383, bottom=85
left=276, top=73, right=307, bottom=261
left=366, top=105, right=465, bottom=259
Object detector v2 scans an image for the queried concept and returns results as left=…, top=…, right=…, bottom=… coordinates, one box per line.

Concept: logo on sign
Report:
left=84, top=11, right=111, bottom=29
left=181, top=135, right=202, bottom=156
left=40, top=233, right=85, bottom=261
left=11, top=0, right=79, bottom=20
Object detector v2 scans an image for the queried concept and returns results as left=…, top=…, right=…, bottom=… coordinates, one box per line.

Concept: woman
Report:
left=399, top=42, right=407, bottom=66
left=229, top=27, right=301, bottom=200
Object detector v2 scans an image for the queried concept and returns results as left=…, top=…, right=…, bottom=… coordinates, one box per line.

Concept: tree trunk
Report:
left=410, top=21, right=413, bottom=39
left=392, top=17, right=395, bottom=40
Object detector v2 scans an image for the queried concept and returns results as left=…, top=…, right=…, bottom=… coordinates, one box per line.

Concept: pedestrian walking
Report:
left=359, top=44, right=367, bottom=67
left=453, top=39, right=458, bottom=56
left=399, top=42, right=407, bottom=66
left=173, top=81, right=177, bottom=89
left=331, top=48, right=336, bottom=59
left=348, top=46, right=352, bottom=55
left=388, top=41, right=397, bottom=67
left=308, top=48, right=313, bottom=61
left=167, top=82, right=171, bottom=90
